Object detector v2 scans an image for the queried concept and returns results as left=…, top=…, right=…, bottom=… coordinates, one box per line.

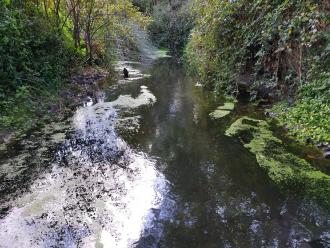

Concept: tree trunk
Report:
left=86, top=33, right=93, bottom=64
left=73, top=19, right=80, bottom=49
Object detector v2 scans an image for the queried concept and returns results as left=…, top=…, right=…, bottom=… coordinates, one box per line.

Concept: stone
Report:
left=324, top=151, right=330, bottom=159
left=305, top=137, right=313, bottom=145
left=123, top=68, right=129, bottom=78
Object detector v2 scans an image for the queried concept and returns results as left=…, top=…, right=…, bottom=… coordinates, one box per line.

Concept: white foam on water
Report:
left=115, top=61, right=150, bottom=83
left=0, top=84, right=172, bottom=248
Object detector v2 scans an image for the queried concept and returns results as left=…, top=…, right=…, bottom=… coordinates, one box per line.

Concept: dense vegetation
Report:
left=272, top=75, right=330, bottom=143
left=148, top=0, right=193, bottom=53
left=1, top=0, right=329, bottom=145
left=132, top=0, right=193, bottom=54
left=184, top=0, right=329, bottom=144
left=0, top=0, right=149, bottom=132
left=0, top=1, right=74, bottom=129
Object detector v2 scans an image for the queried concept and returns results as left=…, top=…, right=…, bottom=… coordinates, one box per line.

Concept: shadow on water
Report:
left=0, top=58, right=329, bottom=248
left=129, top=58, right=330, bottom=248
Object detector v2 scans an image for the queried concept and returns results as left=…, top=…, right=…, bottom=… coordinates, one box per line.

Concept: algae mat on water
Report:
left=209, top=102, right=235, bottom=119
left=225, top=117, right=330, bottom=209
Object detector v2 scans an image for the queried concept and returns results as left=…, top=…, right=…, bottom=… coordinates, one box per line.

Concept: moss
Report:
left=210, top=110, right=231, bottom=119
left=209, top=102, right=235, bottom=119
left=221, top=102, right=235, bottom=111
left=226, top=117, right=330, bottom=209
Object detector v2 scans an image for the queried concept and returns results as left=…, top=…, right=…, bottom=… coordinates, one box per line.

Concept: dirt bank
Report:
left=0, top=66, right=109, bottom=146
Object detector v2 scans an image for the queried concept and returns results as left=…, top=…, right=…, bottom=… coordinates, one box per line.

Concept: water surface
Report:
left=0, top=58, right=329, bottom=248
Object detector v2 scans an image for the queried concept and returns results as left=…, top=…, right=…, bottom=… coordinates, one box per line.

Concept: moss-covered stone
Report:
left=226, top=117, right=330, bottom=209
left=209, top=102, right=235, bottom=119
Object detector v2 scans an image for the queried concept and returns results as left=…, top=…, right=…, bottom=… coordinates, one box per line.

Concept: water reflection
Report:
left=115, top=61, right=151, bottom=84
left=0, top=58, right=329, bottom=248
left=0, top=65, right=172, bottom=247
left=132, top=59, right=330, bottom=248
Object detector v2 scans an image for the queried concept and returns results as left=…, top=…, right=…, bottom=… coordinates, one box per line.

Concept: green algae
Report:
left=210, top=110, right=231, bottom=119
left=221, top=102, right=235, bottom=110
left=209, top=102, right=235, bottom=119
left=226, top=117, right=330, bottom=209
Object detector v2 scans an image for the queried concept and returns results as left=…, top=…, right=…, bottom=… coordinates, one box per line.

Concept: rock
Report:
left=305, top=137, right=313, bottom=145
left=265, top=111, right=277, bottom=118
left=123, top=68, right=129, bottom=78
left=324, top=151, right=330, bottom=159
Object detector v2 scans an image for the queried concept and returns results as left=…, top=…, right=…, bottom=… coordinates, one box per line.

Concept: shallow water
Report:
left=0, top=58, right=329, bottom=248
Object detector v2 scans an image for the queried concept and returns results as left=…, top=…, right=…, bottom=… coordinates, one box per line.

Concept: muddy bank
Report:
left=63, top=66, right=109, bottom=111
left=0, top=66, right=109, bottom=147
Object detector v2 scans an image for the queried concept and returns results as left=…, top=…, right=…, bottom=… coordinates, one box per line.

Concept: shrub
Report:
left=0, top=2, right=74, bottom=130
left=148, top=0, right=194, bottom=54
left=273, top=74, right=330, bottom=143
left=185, top=0, right=329, bottom=96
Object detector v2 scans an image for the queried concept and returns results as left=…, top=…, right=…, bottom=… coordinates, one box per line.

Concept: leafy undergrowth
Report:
left=185, top=0, right=329, bottom=95
left=226, top=117, right=330, bottom=209
left=0, top=86, right=52, bottom=133
left=272, top=76, right=330, bottom=143
left=0, top=2, right=75, bottom=133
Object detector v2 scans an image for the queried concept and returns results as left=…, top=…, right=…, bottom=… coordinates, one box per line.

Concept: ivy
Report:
left=185, top=0, right=329, bottom=96
left=273, top=75, right=330, bottom=143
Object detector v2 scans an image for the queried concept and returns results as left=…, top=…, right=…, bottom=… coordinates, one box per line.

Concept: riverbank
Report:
left=270, top=75, right=330, bottom=159
left=0, top=66, right=109, bottom=146
left=206, top=94, right=330, bottom=209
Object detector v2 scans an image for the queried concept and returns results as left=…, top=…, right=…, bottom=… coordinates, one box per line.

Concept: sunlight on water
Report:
left=0, top=82, right=170, bottom=247
left=115, top=61, right=151, bottom=83
left=1, top=58, right=329, bottom=248
left=100, top=155, right=165, bottom=248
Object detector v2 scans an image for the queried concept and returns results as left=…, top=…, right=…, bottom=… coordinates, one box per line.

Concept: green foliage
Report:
left=0, top=2, right=74, bottom=130
left=185, top=0, right=329, bottom=95
left=132, top=0, right=154, bottom=13
left=226, top=117, right=330, bottom=209
left=0, top=86, right=37, bottom=130
left=0, top=0, right=149, bottom=132
left=186, top=0, right=329, bottom=145
left=77, top=0, right=151, bottom=63
left=272, top=75, right=330, bottom=143
left=148, top=0, right=194, bottom=54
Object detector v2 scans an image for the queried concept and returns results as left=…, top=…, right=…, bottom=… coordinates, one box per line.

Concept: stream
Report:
left=0, top=57, right=329, bottom=248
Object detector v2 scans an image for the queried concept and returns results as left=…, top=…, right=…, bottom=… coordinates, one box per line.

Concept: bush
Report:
left=273, top=75, right=330, bottom=143
left=185, top=0, right=329, bottom=96
left=0, top=2, right=74, bottom=130
left=148, top=0, right=194, bottom=54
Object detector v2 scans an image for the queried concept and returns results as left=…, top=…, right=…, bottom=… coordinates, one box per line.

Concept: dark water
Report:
left=0, top=58, right=329, bottom=248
